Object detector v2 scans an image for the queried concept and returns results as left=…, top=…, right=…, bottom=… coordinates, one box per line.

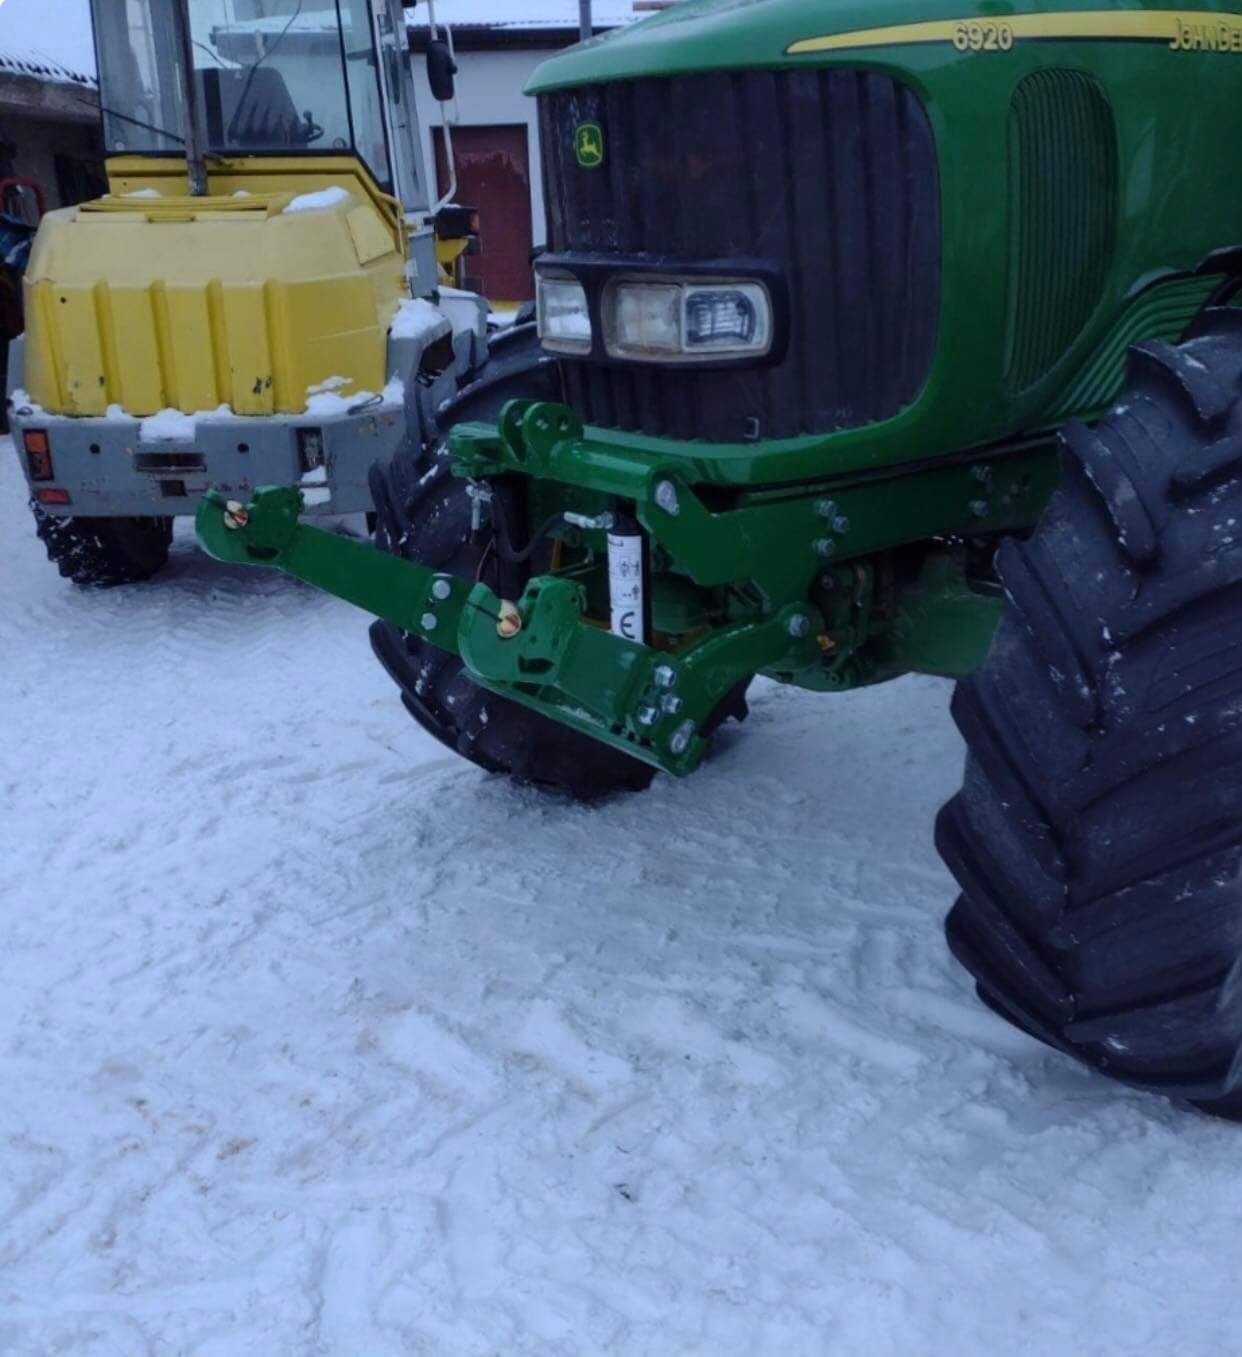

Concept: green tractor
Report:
left=197, top=0, right=1242, bottom=1116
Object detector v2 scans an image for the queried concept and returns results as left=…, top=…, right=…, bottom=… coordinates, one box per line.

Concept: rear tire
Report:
left=33, top=507, right=171, bottom=587
left=937, top=309, right=1242, bottom=1117
left=368, top=327, right=739, bottom=798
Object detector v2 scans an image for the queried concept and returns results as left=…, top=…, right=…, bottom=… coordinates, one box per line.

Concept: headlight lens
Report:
left=603, top=277, right=772, bottom=363
left=537, top=275, right=592, bottom=354
left=683, top=284, right=770, bottom=352
left=610, top=282, right=682, bottom=356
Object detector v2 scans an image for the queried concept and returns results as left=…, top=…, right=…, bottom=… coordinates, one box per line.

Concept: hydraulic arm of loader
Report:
left=195, top=485, right=820, bottom=776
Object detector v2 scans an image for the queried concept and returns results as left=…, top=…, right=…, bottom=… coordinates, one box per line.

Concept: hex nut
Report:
left=654, top=480, right=681, bottom=516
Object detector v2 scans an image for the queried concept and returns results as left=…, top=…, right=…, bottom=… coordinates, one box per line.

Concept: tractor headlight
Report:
left=537, top=275, right=592, bottom=354
left=604, top=278, right=772, bottom=363
left=609, top=282, right=683, bottom=357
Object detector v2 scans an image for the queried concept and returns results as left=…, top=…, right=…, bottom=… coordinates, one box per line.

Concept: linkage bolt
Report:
left=669, top=720, right=696, bottom=756
left=654, top=480, right=681, bottom=516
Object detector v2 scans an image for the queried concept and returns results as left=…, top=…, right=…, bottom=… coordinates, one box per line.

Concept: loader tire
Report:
left=368, top=327, right=746, bottom=797
left=33, top=506, right=172, bottom=587
left=936, top=308, right=1242, bottom=1117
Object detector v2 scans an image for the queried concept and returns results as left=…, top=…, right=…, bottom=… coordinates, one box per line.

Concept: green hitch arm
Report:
left=194, top=487, right=820, bottom=776
left=195, top=486, right=481, bottom=641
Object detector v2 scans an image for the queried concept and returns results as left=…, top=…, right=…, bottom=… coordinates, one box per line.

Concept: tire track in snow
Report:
left=4, top=446, right=1242, bottom=1355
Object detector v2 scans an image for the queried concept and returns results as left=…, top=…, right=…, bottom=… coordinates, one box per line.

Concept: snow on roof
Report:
left=408, top=0, right=643, bottom=31
left=221, top=1, right=644, bottom=38
left=0, top=47, right=95, bottom=88
left=0, top=0, right=652, bottom=91
left=214, top=11, right=349, bottom=38
left=0, top=0, right=98, bottom=88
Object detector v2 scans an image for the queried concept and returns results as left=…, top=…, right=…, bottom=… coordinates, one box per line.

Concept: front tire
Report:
left=367, top=327, right=660, bottom=798
left=33, top=507, right=171, bottom=587
left=937, top=309, right=1242, bottom=1116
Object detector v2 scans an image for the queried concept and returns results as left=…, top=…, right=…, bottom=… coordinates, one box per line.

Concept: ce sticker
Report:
left=616, top=611, right=639, bottom=640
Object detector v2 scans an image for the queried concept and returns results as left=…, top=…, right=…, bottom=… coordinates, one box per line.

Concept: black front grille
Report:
left=538, top=69, right=941, bottom=443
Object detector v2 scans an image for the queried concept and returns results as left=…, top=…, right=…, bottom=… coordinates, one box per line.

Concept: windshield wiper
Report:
left=76, top=99, right=227, bottom=165
left=76, top=98, right=185, bottom=147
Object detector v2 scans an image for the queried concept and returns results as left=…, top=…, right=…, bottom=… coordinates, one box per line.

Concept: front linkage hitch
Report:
left=195, top=481, right=820, bottom=778
left=197, top=397, right=1056, bottom=776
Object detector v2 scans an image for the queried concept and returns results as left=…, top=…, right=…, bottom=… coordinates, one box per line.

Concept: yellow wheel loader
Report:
left=10, top=0, right=521, bottom=586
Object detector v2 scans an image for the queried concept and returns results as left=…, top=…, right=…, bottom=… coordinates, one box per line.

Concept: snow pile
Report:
left=391, top=297, right=451, bottom=344
left=284, top=186, right=352, bottom=216
left=138, top=408, right=195, bottom=442
left=299, top=463, right=330, bottom=507
left=8, top=387, right=44, bottom=416
left=3, top=439, right=1242, bottom=1353
left=304, top=374, right=404, bottom=416
left=304, top=375, right=358, bottom=416
left=135, top=406, right=239, bottom=442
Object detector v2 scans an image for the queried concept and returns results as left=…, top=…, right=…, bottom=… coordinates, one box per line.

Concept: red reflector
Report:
left=23, top=429, right=49, bottom=454
left=36, top=487, right=70, bottom=505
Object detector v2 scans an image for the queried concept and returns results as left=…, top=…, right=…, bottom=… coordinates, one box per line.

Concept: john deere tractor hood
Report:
left=526, top=0, right=1233, bottom=90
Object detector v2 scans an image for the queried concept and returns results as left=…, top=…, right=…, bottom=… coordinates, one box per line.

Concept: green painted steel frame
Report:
left=195, top=486, right=824, bottom=776
left=453, top=400, right=1058, bottom=606
left=193, top=392, right=1052, bottom=776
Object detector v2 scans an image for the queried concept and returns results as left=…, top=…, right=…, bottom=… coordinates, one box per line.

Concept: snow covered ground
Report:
left=2, top=442, right=1241, bottom=1355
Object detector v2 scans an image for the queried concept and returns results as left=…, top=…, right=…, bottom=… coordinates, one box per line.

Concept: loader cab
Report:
left=90, top=0, right=431, bottom=213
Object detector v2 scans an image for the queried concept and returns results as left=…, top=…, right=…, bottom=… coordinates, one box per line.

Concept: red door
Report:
left=434, top=124, right=534, bottom=303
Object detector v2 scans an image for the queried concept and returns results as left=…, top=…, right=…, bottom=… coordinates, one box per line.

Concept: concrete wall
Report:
left=0, top=114, right=101, bottom=209
left=411, top=46, right=559, bottom=247
left=0, top=79, right=102, bottom=211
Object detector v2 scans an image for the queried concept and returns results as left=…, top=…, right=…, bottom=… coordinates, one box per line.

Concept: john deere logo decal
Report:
left=575, top=122, right=604, bottom=168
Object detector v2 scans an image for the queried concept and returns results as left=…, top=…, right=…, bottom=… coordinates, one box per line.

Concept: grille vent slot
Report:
left=1003, top=70, right=1118, bottom=393
left=538, top=70, right=940, bottom=443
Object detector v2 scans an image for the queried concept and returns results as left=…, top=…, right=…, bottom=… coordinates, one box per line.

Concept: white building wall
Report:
left=411, top=45, right=560, bottom=246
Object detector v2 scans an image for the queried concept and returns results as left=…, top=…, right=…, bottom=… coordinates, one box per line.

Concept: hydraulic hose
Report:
left=488, top=481, right=565, bottom=566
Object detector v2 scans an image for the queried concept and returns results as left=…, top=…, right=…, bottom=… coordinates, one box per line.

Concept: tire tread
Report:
left=941, top=311, right=1242, bottom=1114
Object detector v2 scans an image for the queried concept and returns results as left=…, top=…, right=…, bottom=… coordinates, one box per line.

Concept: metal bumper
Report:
left=10, top=397, right=407, bottom=518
